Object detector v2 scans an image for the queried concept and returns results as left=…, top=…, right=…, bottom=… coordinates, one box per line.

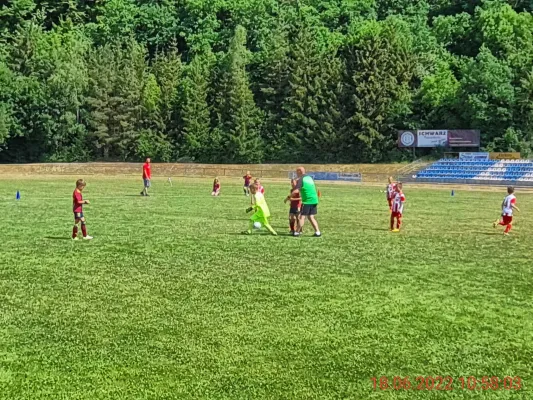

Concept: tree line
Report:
left=1, top=0, right=533, bottom=163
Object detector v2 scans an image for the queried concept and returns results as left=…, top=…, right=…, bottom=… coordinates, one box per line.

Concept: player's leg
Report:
left=390, top=213, right=395, bottom=231
left=503, top=216, right=513, bottom=235
left=289, top=213, right=295, bottom=233
left=262, top=217, right=277, bottom=236
left=247, top=213, right=260, bottom=234
left=307, top=205, right=320, bottom=236
left=72, top=217, right=80, bottom=239
left=295, top=215, right=306, bottom=236
left=80, top=217, right=93, bottom=240
left=396, top=214, right=402, bottom=230
left=243, top=185, right=247, bottom=195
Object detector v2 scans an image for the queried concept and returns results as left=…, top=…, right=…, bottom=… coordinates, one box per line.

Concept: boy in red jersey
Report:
left=212, top=177, right=221, bottom=196
left=141, top=157, right=151, bottom=196
left=493, top=186, right=520, bottom=236
left=390, top=183, right=405, bottom=232
left=243, top=171, right=252, bottom=196
left=386, top=176, right=396, bottom=212
left=284, top=179, right=302, bottom=234
left=72, top=179, right=93, bottom=240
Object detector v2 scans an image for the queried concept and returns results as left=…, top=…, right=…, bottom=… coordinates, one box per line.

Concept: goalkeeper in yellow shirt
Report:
left=245, top=183, right=277, bottom=235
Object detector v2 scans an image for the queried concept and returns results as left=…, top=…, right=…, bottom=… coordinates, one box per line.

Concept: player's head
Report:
left=296, top=167, right=305, bottom=177
left=146, top=157, right=151, bottom=164
left=214, top=177, right=219, bottom=183
left=507, top=186, right=515, bottom=194
left=76, top=179, right=86, bottom=190
left=388, top=176, right=394, bottom=184
left=396, top=182, right=403, bottom=191
left=246, top=171, right=250, bottom=175
left=290, top=179, right=297, bottom=189
left=254, top=178, right=260, bottom=185
left=249, top=183, right=258, bottom=194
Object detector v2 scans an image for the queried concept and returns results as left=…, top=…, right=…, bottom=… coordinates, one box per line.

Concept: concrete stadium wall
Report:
left=0, top=163, right=406, bottom=182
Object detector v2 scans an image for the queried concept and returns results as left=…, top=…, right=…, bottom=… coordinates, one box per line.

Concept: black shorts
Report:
left=74, top=212, right=84, bottom=220
left=289, top=207, right=300, bottom=215
left=300, top=204, right=318, bottom=216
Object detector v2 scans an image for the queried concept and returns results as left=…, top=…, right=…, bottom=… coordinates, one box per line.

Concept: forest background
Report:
left=1, top=0, right=533, bottom=163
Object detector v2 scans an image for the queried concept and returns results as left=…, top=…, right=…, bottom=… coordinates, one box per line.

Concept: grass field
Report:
left=0, top=177, right=532, bottom=400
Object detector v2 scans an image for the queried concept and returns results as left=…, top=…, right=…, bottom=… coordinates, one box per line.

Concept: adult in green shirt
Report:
left=294, top=167, right=321, bottom=237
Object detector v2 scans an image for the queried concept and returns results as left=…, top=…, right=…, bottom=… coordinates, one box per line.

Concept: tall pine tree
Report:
left=215, top=25, right=264, bottom=163
left=281, top=22, right=343, bottom=162
left=181, top=54, right=213, bottom=162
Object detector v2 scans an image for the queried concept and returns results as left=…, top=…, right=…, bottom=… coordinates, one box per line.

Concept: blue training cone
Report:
left=16, top=190, right=20, bottom=200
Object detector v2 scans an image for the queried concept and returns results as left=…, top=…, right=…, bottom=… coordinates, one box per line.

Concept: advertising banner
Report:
left=448, top=130, right=480, bottom=147
left=417, top=130, right=448, bottom=147
left=459, top=152, right=489, bottom=161
left=490, top=152, right=521, bottom=160
left=398, top=129, right=481, bottom=148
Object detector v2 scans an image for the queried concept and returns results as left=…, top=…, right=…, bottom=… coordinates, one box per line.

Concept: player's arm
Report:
left=512, top=202, right=520, bottom=212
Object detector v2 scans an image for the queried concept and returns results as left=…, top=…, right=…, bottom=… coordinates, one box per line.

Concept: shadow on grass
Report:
left=44, top=236, right=72, bottom=241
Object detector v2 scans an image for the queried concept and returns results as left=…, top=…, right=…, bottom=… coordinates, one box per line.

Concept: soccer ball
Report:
left=253, top=222, right=262, bottom=230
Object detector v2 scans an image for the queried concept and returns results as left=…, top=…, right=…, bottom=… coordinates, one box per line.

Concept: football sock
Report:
left=72, top=225, right=78, bottom=239
left=390, top=216, right=395, bottom=230
left=81, top=224, right=87, bottom=237
left=504, top=223, right=512, bottom=233
left=290, top=220, right=295, bottom=231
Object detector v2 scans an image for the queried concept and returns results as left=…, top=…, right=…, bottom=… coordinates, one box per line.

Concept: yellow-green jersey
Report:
left=252, top=192, right=270, bottom=218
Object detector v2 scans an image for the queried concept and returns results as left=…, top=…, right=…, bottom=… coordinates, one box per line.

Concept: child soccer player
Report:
left=390, top=183, right=405, bottom=232
left=493, top=186, right=520, bottom=236
left=254, top=179, right=265, bottom=195
left=212, top=178, right=221, bottom=196
left=244, top=183, right=277, bottom=235
left=243, top=171, right=252, bottom=196
left=386, top=176, right=396, bottom=212
left=72, top=179, right=93, bottom=240
left=141, top=157, right=151, bottom=196
left=284, top=179, right=301, bottom=234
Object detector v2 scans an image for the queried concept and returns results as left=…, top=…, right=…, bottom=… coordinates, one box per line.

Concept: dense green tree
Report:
left=181, top=55, right=213, bottom=162
left=342, top=20, right=415, bottom=161
left=2, top=0, right=533, bottom=162
left=215, top=25, right=264, bottom=163
left=281, top=22, right=343, bottom=162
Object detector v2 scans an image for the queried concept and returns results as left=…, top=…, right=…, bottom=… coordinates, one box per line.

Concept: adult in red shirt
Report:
left=141, top=158, right=151, bottom=196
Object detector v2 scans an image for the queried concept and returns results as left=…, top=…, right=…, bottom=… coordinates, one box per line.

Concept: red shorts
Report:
left=391, top=212, right=402, bottom=218
left=501, top=215, right=513, bottom=225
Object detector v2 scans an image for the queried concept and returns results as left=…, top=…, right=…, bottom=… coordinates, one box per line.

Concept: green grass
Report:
left=0, top=177, right=532, bottom=399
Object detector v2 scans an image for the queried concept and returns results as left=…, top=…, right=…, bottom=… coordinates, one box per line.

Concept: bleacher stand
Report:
left=414, top=159, right=533, bottom=184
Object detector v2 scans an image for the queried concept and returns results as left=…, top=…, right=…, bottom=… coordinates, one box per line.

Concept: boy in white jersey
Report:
left=386, top=176, right=396, bottom=212
left=390, top=183, right=406, bottom=232
left=493, top=186, right=520, bottom=236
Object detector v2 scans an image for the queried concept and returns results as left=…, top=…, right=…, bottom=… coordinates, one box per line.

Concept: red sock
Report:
left=390, top=216, right=395, bottom=230
left=72, top=225, right=78, bottom=239
left=290, top=220, right=295, bottom=231
left=505, top=223, right=512, bottom=233
left=499, top=220, right=506, bottom=226
left=397, top=216, right=402, bottom=230
left=81, top=224, right=87, bottom=237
